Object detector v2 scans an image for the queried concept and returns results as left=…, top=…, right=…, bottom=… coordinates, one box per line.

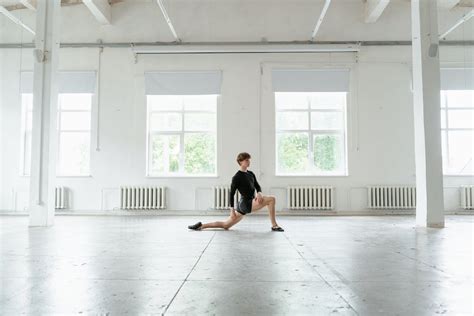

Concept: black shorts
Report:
left=236, top=197, right=253, bottom=215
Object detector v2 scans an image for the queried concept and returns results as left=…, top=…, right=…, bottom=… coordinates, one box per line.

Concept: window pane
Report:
left=311, top=112, right=344, bottom=130
left=440, top=91, right=447, bottom=108
left=310, top=92, right=346, bottom=109
left=313, top=134, right=343, bottom=172
left=150, top=134, right=180, bottom=173
left=277, top=133, right=309, bottom=173
left=441, top=131, right=448, bottom=171
left=184, top=133, right=216, bottom=174
left=147, top=95, right=183, bottom=111
left=149, top=113, right=182, bottom=131
left=447, top=109, right=473, bottom=129
left=26, top=111, right=33, bottom=131
left=275, top=92, right=309, bottom=110
left=276, top=112, right=308, bottom=130
left=24, top=131, right=32, bottom=176
left=446, top=130, right=473, bottom=174
left=441, top=109, right=446, bottom=129
left=60, top=112, right=91, bottom=131
left=59, top=94, right=92, bottom=110
left=184, top=113, right=216, bottom=131
left=58, top=132, right=90, bottom=175
left=22, top=93, right=33, bottom=111
left=446, top=90, right=474, bottom=108
left=183, top=95, right=217, bottom=112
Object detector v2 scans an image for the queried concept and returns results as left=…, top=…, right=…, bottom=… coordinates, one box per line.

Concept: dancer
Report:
left=188, top=152, right=284, bottom=232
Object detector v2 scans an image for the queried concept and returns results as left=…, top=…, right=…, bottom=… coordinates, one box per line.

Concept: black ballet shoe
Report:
left=188, top=222, right=202, bottom=230
left=271, top=226, right=284, bottom=232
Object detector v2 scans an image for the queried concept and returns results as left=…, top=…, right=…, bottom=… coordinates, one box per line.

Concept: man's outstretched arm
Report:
left=229, top=176, right=238, bottom=209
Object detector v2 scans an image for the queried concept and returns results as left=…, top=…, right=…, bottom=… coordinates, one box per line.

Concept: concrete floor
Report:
left=0, top=215, right=473, bottom=315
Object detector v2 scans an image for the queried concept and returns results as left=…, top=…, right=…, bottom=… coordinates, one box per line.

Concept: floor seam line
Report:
left=161, top=231, right=216, bottom=315
left=283, top=233, right=360, bottom=316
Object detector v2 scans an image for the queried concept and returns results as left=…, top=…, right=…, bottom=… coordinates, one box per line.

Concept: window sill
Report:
left=443, top=174, right=474, bottom=177
left=275, top=174, right=349, bottom=177
left=56, top=175, right=93, bottom=178
left=146, top=175, right=219, bottom=178
left=19, top=175, right=93, bottom=178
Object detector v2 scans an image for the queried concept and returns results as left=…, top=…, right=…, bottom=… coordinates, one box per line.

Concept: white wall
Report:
left=0, top=49, right=3, bottom=206
left=0, top=2, right=473, bottom=212
left=1, top=45, right=473, bottom=212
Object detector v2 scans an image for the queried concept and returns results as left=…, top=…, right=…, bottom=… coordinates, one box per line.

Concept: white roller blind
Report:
left=59, top=72, right=96, bottom=93
left=20, top=71, right=97, bottom=94
left=441, top=68, right=474, bottom=90
left=272, top=69, right=350, bottom=92
left=145, top=71, right=222, bottom=95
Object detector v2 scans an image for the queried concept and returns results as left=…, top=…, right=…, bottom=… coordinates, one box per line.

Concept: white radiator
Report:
left=368, top=186, right=416, bottom=209
left=120, top=186, right=166, bottom=210
left=213, top=186, right=240, bottom=209
left=461, top=185, right=474, bottom=210
left=287, top=186, right=334, bottom=210
left=55, top=187, right=67, bottom=209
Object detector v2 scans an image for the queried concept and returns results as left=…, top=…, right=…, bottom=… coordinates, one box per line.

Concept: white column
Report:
left=29, top=0, right=61, bottom=226
left=0, top=50, right=3, bottom=210
left=411, top=0, right=445, bottom=228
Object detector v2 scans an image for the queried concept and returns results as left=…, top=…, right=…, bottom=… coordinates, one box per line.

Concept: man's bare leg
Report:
left=189, top=210, right=243, bottom=230
left=251, top=196, right=279, bottom=228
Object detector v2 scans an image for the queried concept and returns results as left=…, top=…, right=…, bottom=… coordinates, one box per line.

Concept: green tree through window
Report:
left=185, top=133, right=216, bottom=174
left=275, top=91, right=346, bottom=175
left=277, top=133, right=309, bottom=173
left=147, top=95, right=217, bottom=176
left=314, top=135, right=341, bottom=171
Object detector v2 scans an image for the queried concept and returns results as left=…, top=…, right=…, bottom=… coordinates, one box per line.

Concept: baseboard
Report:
left=1, top=209, right=471, bottom=217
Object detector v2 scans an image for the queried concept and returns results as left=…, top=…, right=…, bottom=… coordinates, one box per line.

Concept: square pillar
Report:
left=411, top=0, right=445, bottom=228
left=29, top=0, right=61, bottom=226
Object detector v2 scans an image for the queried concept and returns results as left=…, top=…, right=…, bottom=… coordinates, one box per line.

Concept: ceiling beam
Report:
left=439, top=8, right=474, bottom=39
left=311, top=0, right=331, bottom=41
left=0, top=5, right=35, bottom=35
left=133, top=43, right=360, bottom=55
left=365, top=0, right=390, bottom=23
left=20, top=0, right=36, bottom=11
left=83, top=0, right=111, bottom=25
left=1, top=41, right=474, bottom=50
left=438, top=0, right=461, bottom=9
left=156, top=0, right=180, bottom=42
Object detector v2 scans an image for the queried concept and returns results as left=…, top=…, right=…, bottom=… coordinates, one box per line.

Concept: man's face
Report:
left=241, top=158, right=250, bottom=168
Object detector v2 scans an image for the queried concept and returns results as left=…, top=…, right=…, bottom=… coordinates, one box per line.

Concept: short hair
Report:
left=236, top=152, right=251, bottom=165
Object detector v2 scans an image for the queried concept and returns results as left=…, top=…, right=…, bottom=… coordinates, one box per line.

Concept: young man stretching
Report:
left=188, top=152, right=284, bottom=232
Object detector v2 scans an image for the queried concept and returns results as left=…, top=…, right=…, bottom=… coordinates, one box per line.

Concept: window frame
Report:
left=145, top=95, right=219, bottom=178
left=440, top=90, right=474, bottom=176
left=20, top=93, right=94, bottom=177
left=274, top=92, right=348, bottom=176
left=56, top=93, right=94, bottom=177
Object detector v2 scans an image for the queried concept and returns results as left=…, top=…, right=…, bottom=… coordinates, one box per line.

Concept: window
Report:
left=57, top=94, right=93, bottom=176
left=19, top=72, right=96, bottom=176
left=275, top=92, right=347, bottom=175
left=145, top=71, right=221, bottom=177
left=20, top=93, right=33, bottom=176
left=20, top=93, right=93, bottom=176
left=440, top=68, right=474, bottom=175
left=272, top=68, right=349, bottom=176
left=146, top=95, right=218, bottom=176
left=440, top=90, right=473, bottom=175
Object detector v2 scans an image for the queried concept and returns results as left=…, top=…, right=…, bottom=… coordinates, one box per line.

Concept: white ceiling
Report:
left=0, top=0, right=472, bottom=42
left=0, top=0, right=21, bottom=5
